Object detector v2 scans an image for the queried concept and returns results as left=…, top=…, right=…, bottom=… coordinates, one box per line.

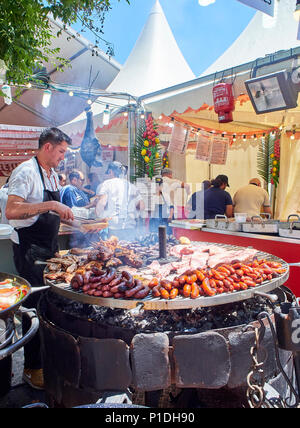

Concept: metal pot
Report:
left=0, top=272, right=41, bottom=361
left=278, top=214, right=300, bottom=240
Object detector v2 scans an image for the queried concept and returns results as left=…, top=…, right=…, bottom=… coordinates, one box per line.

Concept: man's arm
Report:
left=95, top=194, right=108, bottom=218
left=6, top=195, right=74, bottom=222
left=263, top=206, right=272, bottom=217
left=225, top=204, right=234, bottom=218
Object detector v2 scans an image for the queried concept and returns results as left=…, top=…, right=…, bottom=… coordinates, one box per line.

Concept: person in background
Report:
left=83, top=172, right=101, bottom=200
left=60, top=170, right=91, bottom=208
left=186, top=180, right=211, bottom=219
left=160, top=168, right=190, bottom=220
left=58, top=173, right=66, bottom=188
left=96, top=161, right=144, bottom=240
left=233, top=178, right=272, bottom=219
left=0, top=177, right=10, bottom=224
left=204, top=174, right=233, bottom=220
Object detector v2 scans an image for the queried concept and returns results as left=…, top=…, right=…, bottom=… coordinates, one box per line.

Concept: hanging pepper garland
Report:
left=270, top=131, right=280, bottom=188
left=162, top=151, right=169, bottom=169
left=131, top=115, right=161, bottom=180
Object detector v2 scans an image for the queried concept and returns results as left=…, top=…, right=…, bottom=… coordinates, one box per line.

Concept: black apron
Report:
left=15, top=157, right=61, bottom=287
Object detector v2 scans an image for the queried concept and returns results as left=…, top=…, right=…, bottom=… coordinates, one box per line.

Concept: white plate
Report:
left=0, top=224, right=13, bottom=236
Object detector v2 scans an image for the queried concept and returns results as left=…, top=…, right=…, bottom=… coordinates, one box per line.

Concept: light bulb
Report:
left=103, top=105, right=110, bottom=125
left=42, top=89, right=51, bottom=108
left=69, top=91, right=74, bottom=97
left=2, top=85, right=12, bottom=105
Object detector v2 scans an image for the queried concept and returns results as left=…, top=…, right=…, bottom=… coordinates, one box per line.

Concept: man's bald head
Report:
left=249, top=178, right=261, bottom=187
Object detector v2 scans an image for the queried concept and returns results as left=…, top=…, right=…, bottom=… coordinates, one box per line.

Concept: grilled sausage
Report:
left=100, top=268, right=116, bottom=284
left=108, top=275, right=122, bottom=288
left=71, top=280, right=80, bottom=290
left=125, top=283, right=144, bottom=298
left=152, top=285, right=161, bottom=297
left=102, top=291, right=113, bottom=298
left=122, top=271, right=134, bottom=288
left=83, top=271, right=93, bottom=285
left=160, top=289, right=170, bottom=300
left=133, top=286, right=150, bottom=299
left=72, top=274, right=84, bottom=287
left=160, top=280, right=172, bottom=291
left=169, top=288, right=179, bottom=299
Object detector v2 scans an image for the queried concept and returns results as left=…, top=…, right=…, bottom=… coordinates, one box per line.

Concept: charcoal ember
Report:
left=47, top=291, right=273, bottom=335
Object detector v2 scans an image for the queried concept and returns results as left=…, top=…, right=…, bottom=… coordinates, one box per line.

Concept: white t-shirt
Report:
left=0, top=187, right=9, bottom=224
left=8, top=157, right=60, bottom=244
left=161, top=176, right=188, bottom=207
left=97, top=177, right=143, bottom=230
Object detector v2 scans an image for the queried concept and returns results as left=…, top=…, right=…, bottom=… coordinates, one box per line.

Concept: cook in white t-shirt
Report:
left=96, top=162, right=144, bottom=239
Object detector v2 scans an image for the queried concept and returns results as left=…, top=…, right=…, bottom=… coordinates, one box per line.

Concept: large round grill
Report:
left=44, top=242, right=289, bottom=310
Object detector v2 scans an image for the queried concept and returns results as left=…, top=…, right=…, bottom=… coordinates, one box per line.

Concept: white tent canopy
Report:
left=62, top=0, right=196, bottom=133
left=202, top=0, right=300, bottom=77
left=0, top=17, right=122, bottom=127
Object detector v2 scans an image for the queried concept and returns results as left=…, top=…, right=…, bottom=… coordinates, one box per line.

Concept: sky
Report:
left=75, top=0, right=256, bottom=77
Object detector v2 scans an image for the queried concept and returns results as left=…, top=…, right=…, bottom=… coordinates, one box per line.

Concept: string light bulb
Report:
left=168, top=118, right=175, bottom=128
left=291, top=129, right=296, bottom=140
left=103, top=105, right=110, bottom=126
left=2, top=85, right=12, bottom=105
left=42, top=89, right=51, bottom=108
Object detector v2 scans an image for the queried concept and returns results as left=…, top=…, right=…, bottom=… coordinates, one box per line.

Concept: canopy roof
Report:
left=141, top=47, right=300, bottom=135
left=63, top=0, right=195, bottom=133
left=202, top=0, right=300, bottom=77
left=0, top=17, right=121, bottom=127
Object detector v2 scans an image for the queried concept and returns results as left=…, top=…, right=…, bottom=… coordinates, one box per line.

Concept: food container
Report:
left=242, top=214, right=280, bottom=234
left=234, top=213, right=247, bottom=223
left=205, top=215, right=243, bottom=232
left=278, top=214, right=300, bottom=240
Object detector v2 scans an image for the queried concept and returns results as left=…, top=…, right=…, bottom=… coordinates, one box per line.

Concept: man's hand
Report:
left=51, top=201, right=74, bottom=221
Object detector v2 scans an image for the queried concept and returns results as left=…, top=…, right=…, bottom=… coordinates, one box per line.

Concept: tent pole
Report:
left=127, top=106, right=136, bottom=182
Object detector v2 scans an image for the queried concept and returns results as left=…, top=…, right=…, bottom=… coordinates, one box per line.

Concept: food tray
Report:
left=206, top=215, right=243, bottom=232
left=242, top=215, right=281, bottom=234
left=278, top=214, right=300, bottom=240
left=44, top=242, right=289, bottom=311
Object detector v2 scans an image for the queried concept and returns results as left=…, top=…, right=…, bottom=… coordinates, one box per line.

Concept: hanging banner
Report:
left=168, top=123, right=190, bottom=155
left=237, top=0, right=275, bottom=17
left=0, top=159, right=29, bottom=177
left=0, top=139, right=38, bottom=150
left=195, top=131, right=212, bottom=161
left=210, top=136, right=229, bottom=165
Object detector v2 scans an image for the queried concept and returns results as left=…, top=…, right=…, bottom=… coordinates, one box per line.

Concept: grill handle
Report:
left=0, top=308, right=39, bottom=361
left=254, top=291, right=278, bottom=304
